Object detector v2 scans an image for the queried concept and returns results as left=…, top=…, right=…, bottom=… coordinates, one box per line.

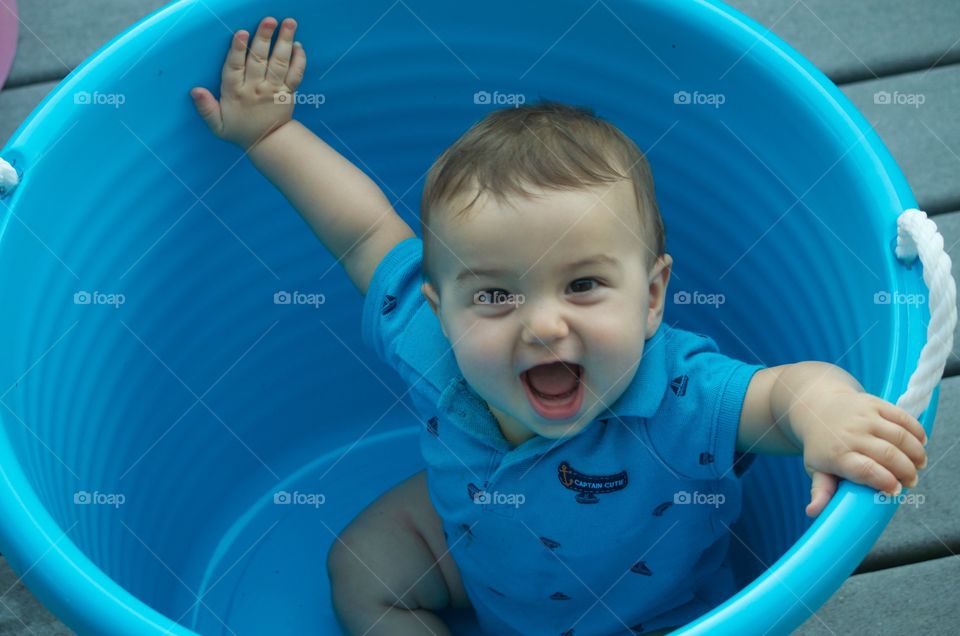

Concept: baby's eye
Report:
left=568, top=278, right=599, bottom=294
left=474, top=288, right=513, bottom=305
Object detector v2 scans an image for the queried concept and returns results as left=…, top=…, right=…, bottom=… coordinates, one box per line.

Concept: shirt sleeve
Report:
left=360, top=236, right=426, bottom=369
left=647, top=330, right=765, bottom=481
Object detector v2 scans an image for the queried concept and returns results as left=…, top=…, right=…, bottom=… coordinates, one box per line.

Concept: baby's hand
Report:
left=794, top=390, right=927, bottom=518
left=190, top=16, right=306, bottom=150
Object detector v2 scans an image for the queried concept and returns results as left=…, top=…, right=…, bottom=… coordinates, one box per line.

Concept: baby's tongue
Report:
left=526, top=362, right=578, bottom=396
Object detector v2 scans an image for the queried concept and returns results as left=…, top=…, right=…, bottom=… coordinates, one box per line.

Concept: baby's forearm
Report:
left=192, top=18, right=416, bottom=293
left=248, top=119, right=412, bottom=292
left=772, top=362, right=863, bottom=447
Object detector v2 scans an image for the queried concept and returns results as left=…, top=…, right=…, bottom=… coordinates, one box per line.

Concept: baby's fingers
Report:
left=285, top=41, right=306, bottom=92
left=266, top=18, right=297, bottom=86
left=872, top=418, right=928, bottom=472
left=839, top=449, right=902, bottom=496
left=246, top=17, right=278, bottom=84
left=863, top=437, right=920, bottom=488
left=876, top=399, right=926, bottom=445
left=805, top=471, right=838, bottom=518
left=221, top=30, right=248, bottom=92
left=190, top=87, right=223, bottom=136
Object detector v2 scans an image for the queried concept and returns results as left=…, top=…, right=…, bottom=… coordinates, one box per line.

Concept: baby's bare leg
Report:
left=326, top=470, right=470, bottom=636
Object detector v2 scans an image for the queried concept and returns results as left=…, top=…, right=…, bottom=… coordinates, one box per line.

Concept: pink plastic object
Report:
left=0, top=0, right=18, bottom=89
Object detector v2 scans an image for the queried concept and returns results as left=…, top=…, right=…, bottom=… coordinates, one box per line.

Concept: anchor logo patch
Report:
left=557, top=461, right=628, bottom=504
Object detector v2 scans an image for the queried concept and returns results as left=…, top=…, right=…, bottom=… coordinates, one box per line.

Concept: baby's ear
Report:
left=646, top=253, right=673, bottom=334
left=421, top=282, right=440, bottom=314
left=421, top=282, right=448, bottom=337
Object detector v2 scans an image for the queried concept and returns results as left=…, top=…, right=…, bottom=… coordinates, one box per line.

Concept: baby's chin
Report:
left=525, top=408, right=597, bottom=439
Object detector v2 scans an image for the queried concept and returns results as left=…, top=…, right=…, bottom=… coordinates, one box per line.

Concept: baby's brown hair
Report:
left=420, top=100, right=665, bottom=285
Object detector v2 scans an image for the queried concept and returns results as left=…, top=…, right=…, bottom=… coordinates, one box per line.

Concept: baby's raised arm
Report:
left=190, top=17, right=414, bottom=295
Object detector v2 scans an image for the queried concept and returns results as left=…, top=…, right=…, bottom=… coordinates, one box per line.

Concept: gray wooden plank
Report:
left=4, top=0, right=172, bottom=88
left=840, top=64, right=960, bottom=215
left=796, top=555, right=960, bottom=635
left=726, top=0, right=960, bottom=84
left=0, top=557, right=71, bottom=634
left=0, top=79, right=56, bottom=147
left=930, top=210, right=960, bottom=379
left=860, top=374, right=960, bottom=570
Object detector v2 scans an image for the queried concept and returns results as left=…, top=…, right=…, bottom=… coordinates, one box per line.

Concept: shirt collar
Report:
left=438, top=374, right=514, bottom=450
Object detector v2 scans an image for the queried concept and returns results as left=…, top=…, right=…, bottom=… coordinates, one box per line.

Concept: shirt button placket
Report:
left=485, top=451, right=504, bottom=494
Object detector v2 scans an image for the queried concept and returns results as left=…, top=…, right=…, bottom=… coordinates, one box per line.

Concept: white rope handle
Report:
left=894, top=208, right=957, bottom=418
left=0, top=156, right=18, bottom=196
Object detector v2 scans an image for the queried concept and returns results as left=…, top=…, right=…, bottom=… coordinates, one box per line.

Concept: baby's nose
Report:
left=521, top=308, right=570, bottom=344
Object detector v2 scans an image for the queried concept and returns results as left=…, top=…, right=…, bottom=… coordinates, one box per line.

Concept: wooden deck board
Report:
left=796, top=555, right=960, bottom=634
left=923, top=210, right=960, bottom=378
left=726, top=0, right=960, bottom=83
left=0, top=79, right=56, bottom=145
left=3, top=0, right=170, bottom=88
left=860, top=375, right=960, bottom=571
left=840, top=65, right=960, bottom=215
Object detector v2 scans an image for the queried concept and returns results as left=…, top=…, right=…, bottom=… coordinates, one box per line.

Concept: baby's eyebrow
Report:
left=454, top=254, right=620, bottom=283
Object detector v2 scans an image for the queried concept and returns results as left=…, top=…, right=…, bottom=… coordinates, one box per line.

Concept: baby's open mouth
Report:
left=520, top=361, right=584, bottom=420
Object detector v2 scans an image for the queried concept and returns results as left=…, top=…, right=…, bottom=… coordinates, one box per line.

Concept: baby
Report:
left=191, top=17, right=930, bottom=636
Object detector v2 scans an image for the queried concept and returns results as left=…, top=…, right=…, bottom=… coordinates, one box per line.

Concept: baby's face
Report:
left=422, top=179, right=671, bottom=447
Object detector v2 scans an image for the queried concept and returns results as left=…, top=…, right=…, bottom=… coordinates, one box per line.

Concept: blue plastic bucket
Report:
left=0, top=0, right=937, bottom=634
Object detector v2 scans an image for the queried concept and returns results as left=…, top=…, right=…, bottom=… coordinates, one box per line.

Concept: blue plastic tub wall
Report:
left=0, top=0, right=936, bottom=634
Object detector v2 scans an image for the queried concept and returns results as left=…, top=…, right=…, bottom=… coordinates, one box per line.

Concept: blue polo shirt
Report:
left=361, top=236, right=765, bottom=636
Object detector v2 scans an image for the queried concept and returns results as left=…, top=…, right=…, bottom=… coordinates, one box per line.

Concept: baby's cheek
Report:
left=585, top=311, right=645, bottom=386
left=451, top=322, right=509, bottom=379
left=588, top=306, right=642, bottom=349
